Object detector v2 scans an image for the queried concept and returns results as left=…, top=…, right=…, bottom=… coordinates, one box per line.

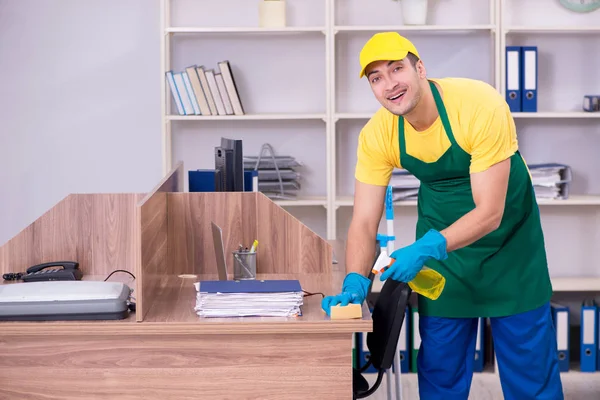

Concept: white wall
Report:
left=0, top=0, right=163, bottom=245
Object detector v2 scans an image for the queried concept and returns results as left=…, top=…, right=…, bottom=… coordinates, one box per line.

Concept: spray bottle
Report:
left=370, top=186, right=446, bottom=301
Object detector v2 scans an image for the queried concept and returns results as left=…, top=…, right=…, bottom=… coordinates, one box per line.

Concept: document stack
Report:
left=193, top=279, right=304, bottom=318
left=528, top=163, right=572, bottom=200
left=244, top=143, right=303, bottom=200
left=389, top=169, right=420, bottom=201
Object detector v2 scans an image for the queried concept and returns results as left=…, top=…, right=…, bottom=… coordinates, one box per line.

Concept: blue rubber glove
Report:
left=380, top=229, right=448, bottom=282
left=321, top=272, right=371, bottom=316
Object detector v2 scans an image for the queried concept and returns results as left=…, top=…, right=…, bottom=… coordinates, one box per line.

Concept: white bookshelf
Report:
left=160, top=0, right=600, bottom=297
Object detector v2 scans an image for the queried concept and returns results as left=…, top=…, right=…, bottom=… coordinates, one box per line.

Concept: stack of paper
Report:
left=193, top=279, right=304, bottom=318
left=528, top=163, right=572, bottom=200
left=390, top=169, right=420, bottom=201
left=244, top=144, right=304, bottom=200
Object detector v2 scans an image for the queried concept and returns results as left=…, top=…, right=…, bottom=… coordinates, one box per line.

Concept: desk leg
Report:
left=0, top=332, right=352, bottom=400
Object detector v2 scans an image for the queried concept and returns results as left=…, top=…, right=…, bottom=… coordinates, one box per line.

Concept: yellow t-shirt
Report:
left=354, top=77, right=519, bottom=186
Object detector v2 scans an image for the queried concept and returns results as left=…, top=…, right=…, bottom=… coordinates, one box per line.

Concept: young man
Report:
left=321, top=32, right=564, bottom=399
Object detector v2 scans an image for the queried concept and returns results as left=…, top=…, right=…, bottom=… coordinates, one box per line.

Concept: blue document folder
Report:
left=580, top=300, right=598, bottom=372
left=198, top=279, right=302, bottom=293
left=551, top=302, right=570, bottom=372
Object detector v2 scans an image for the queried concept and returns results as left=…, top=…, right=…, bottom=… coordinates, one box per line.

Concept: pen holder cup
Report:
left=232, top=251, right=257, bottom=280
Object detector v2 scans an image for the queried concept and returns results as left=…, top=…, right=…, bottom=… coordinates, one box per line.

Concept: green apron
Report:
left=398, top=81, right=553, bottom=318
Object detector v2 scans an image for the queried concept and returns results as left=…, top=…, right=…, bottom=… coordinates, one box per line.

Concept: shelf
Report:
left=334, top=24, right=495, bottom=33
left=336, top=195, right=600, bottom=208
left=551, top=277, right=600, bottom=292
left=512, top=112, right=600, bottom=119
left=537, top=195, right=600, bottom=205
left=334, top=113, right=373, bottom=121
left=167, top=113, right=327, bottom=121
left=335, top=112, right=600, bottom=121
left=336, top=196, right=416, bottom=207
left=273, top=197, right=328, bottom=207
left=165, top=26, right=325, bottom=34
left=505, top=26, right=600, bottom=34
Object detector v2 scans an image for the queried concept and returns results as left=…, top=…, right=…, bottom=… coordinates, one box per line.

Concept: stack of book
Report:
left=166, top=60, right=245, bottom=116
left=244, top=145, right=303, bottom=200
left=193, top=280, right=304, bottom=318
left=529, top=163, right=572, bottom=200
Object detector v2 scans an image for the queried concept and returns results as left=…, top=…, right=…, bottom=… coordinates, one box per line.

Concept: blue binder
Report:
left=188, top=169, right=257, bottom=192
left=358, top=332, right=377, bottom=373
left=505, top=46, right=522, bottom=112
left=520, top=46, right=538, bottom=112
left=473, top=317, right=485, bottom=372
left=551, top=303, right=570, bottom=372
left=580, top=300, right=598, bottom=372
left=198, top=279, right=301, bottom=293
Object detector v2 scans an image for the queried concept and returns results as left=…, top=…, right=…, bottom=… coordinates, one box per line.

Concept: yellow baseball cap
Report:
left=359, top=32, right=420, bottom=78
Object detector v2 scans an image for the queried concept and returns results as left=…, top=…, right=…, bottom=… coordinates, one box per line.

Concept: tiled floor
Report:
left=363, top=371, right=600, bottom=399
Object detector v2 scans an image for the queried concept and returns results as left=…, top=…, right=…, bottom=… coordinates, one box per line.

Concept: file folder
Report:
left=505, top=46, right=522, bottom=112
left=551, top=303, right=570, bottom=372
left=583, top=95, right=600, bottom=112
left=411, top=306, right=420, bottom=372
left=188, top=169, right=257, bottom=192
left=473, top=317, right=485, bottom=372
left=580, top=300, right=598, bottom=372
left=521, top=46, right=538, bottom=112
left=358, top=332, right=377, bottom=373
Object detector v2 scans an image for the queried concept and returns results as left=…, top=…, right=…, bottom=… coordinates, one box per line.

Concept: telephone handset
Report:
left=22, top=261, right=83, bottom=282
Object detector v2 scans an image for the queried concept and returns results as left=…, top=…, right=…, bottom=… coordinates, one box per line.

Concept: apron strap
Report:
left=429, top=80, right=457, bottom=147
left=398, top=80, right=458, bottom=157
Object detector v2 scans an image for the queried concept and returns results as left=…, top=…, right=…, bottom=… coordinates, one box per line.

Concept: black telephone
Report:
left=22, top=261, right=83, bottom=282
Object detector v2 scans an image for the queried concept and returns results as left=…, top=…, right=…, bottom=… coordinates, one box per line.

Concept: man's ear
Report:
left=416, top=60, right=427, bottom=79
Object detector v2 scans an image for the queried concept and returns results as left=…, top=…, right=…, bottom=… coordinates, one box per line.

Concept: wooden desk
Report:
left=0, top=270, right=370, bottom=399
left=0, top=164, right=371, bottom=399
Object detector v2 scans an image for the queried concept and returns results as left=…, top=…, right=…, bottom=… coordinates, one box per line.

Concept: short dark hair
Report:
left=406, top=52, right=420, bottom=68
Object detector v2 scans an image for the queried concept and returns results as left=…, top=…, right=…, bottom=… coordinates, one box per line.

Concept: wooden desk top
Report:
left=0, top=240, right=373, bottom=335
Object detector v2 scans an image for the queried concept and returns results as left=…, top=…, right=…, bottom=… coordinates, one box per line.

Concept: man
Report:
left=321, top=32, right=564, bottom=399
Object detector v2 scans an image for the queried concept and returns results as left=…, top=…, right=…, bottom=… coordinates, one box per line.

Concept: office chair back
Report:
left=366, top=278, right=412, bottom=370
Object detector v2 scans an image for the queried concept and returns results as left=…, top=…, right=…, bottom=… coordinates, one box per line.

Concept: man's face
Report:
left=365, top=58, right=423, bottom=116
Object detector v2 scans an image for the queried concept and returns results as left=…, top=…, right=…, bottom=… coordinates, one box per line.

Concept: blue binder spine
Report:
left=551, top=303, right=570, bottom=372
left=505, top=46, right=522, bottom=112
left=520, top=46, right=538, bottom=112
left=580, top=300, right=598, bottom=372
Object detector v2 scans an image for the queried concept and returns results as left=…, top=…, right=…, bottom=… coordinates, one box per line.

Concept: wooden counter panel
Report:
left=167, top=192, right=257, bottom=276
left=0, top=193, right=141, bottom=277
left=0, top=333, right=353, bottom=400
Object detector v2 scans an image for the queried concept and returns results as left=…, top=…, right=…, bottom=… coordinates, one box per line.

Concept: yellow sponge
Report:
left=330, top=303, right=362, bottom=320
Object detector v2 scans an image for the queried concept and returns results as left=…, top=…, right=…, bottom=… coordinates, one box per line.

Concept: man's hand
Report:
left=440, top=158, right=511, bottom=252
left=380, top=229, right=448, bottom=282
left=321, top=272, right=371, bottom=316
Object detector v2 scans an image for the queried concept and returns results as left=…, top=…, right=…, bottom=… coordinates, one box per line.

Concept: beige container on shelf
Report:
left=259, top=0, right=286, bottom=28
